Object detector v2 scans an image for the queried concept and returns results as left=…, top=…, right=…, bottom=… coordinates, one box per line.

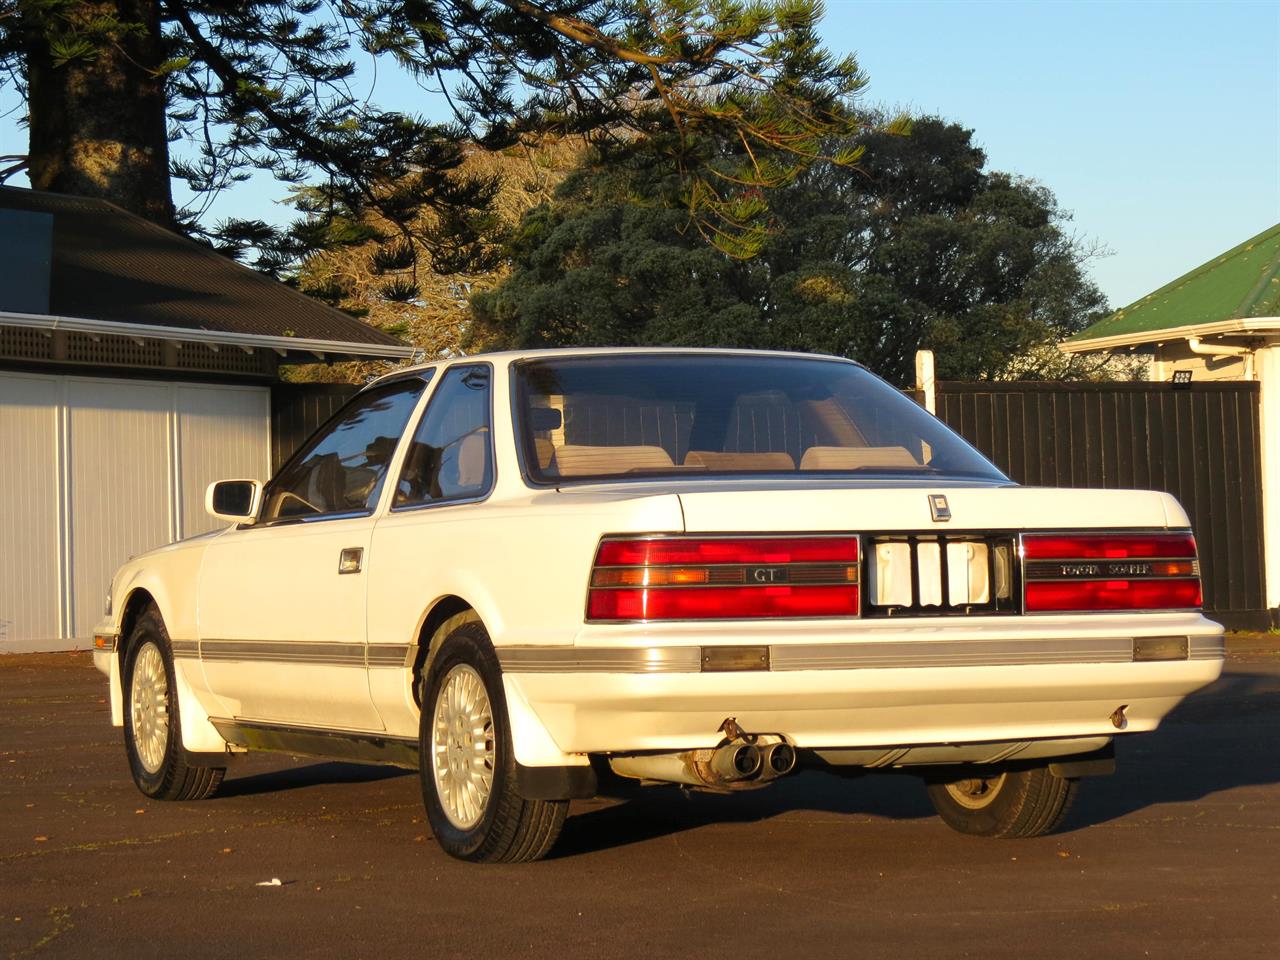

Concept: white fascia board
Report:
left=0, top=310, right=417, bottom=360
left=1058, top=317, right=1280, bottom=354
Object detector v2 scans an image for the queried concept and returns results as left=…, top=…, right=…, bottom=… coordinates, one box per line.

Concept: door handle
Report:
left=338, top=547, right=364, bottom=575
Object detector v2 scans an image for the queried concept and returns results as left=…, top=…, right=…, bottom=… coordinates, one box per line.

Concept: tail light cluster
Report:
left=1022, top=533, right=1201, bottom=612
left=587, top=537, right=859, bottom=621
left=587, top=532, right=1202, bottom=621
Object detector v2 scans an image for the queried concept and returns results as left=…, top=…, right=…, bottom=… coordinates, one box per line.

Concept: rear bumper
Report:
left=505, top=657, right=1222, bottom=754
left=499, top=613, right=1225, bottom=758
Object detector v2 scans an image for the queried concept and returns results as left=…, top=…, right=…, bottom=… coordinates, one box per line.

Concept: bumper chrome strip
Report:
left=497, top=646, right=703, bottom=673
left=499, top=635, right=1222, bottom=674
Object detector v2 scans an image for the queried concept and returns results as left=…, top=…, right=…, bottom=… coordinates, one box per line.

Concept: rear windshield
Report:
left=512, top=354, right=1007, bottom=484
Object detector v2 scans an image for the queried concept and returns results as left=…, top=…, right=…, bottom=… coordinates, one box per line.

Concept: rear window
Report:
left=512, top=354, right=1006, bottom=484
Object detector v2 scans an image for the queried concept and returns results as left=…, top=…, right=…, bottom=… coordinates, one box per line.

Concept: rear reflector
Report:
left=588, top=536, right=859, bottom=621
left=1023, top=532, right=1201, bottom=612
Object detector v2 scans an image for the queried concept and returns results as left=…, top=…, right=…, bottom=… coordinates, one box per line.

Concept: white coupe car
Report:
left=93, top=348, right=1224, bottom=862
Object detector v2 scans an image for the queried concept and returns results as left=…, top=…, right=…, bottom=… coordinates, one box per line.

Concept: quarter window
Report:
left=394, top=365, right=493, bottom=508
left=262, top=378, right=426, bottom=523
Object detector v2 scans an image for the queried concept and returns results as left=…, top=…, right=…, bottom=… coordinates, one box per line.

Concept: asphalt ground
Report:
left=3, top=641, right=1279, bottom=960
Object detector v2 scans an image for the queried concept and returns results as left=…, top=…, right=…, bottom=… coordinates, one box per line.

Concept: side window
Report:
left=394, top=365, right=493, bottom=508
left=263, top=378, right=426, bottom=523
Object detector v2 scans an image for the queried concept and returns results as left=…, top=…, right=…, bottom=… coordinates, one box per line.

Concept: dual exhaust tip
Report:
left=711, top=740, right=796, bottom=783
left=607, top=734, right=798, bottom=790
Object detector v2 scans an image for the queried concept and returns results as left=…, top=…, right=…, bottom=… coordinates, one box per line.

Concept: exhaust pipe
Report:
left=710, top=742, right=762, bottom=781
left=759, top=742, right=796, bottom=780
left=610, top=738, right=764, bottom=789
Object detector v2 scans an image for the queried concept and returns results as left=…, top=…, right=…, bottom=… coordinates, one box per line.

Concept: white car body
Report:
left=94, top=348, right=1224, bottom=856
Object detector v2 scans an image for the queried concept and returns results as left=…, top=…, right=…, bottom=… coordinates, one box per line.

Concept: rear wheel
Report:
left=123, top=608, right=224, bottom=801
left=926, top=765, right=1078, bottom=839
left=419, top=615, right=567, bottom=863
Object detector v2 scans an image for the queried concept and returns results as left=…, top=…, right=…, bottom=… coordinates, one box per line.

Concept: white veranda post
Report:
left=1256, top=345, right=1280, bottom=619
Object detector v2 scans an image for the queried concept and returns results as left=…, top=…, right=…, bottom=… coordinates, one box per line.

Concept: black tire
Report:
left=122, top=607, right=224, bottom=801
left=926, top=765, right=1078, bottom=839
left=418, top=614, right=567, bottom=863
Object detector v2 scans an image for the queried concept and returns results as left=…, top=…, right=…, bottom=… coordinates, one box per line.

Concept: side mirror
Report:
left=205, top=479, right=263, bottom=524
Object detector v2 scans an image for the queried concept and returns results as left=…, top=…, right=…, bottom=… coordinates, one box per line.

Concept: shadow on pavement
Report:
left=554, top=767, right=935, bottom=858
left=1064, top=668, right=1280, bottom=830
left=214, top=760, right=413, bottom=798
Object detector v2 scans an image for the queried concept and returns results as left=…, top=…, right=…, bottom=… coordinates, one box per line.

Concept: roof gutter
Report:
left=1059, top=317, right=1280, bottom=354
left=0, top=309, right=417, bottom=361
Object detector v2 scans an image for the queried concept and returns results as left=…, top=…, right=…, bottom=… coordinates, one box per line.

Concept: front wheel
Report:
left=122, top=608, right=224, bottom=801
left=926, top=766, right=1078, bottom=839
left=419, top=614, right=567, bottom=863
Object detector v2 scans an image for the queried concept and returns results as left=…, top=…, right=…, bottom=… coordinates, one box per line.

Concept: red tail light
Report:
left=588, top=536, right=859, bottom=621
left=1023, top=533, right=1201, bottom=612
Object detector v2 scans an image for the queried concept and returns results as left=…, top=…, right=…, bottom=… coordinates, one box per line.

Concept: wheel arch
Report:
left=115, top=587, right=228, bottom=755
left=409, top=595, right=481, bottom=706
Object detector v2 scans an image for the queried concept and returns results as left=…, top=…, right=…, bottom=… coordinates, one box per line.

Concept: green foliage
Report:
left=3, top=0, right=867, bottom=277
left=471, top=116, right=1110, bottom=383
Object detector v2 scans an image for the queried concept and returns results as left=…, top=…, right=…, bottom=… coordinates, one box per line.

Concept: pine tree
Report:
left=1, top=1, right=867, bottom=276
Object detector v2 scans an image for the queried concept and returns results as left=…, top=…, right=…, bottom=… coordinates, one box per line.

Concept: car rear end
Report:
left=497, top=351, right=1223, bottom=824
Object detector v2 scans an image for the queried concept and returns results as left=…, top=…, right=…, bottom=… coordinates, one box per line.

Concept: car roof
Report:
left=367, top=346, right=862, bottom=388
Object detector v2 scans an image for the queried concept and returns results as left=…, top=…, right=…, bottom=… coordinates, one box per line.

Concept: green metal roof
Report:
left=1068, top=222, right=1280, bottom=344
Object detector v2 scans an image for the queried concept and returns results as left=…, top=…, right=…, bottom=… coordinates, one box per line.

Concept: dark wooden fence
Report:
left=268, top=378, right=1268, bottom=626
left=935, top=380, right=1265, bottom=627
left=270, top=383, right=359, bottom=471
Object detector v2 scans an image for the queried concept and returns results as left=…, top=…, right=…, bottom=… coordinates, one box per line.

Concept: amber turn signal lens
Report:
left=591, top=567, right=711, bottom=587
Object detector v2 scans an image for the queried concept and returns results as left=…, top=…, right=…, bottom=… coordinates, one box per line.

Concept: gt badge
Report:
left=929, top=494, right=951, bottom=522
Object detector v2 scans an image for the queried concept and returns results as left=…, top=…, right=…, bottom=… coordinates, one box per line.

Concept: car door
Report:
left=366, top=364, right=495, bottom=734
left=197, top=376, right=428, bottom=730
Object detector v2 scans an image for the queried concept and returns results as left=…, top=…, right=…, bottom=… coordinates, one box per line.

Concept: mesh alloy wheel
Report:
left=430, top=664, right=496, bottom=830
left=129, top=641, right=170, bottom=774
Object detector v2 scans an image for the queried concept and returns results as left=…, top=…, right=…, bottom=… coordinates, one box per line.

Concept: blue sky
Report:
left=822, top=0, right=1279, bottom=307
left=2, top=0, right=1276, bottom=309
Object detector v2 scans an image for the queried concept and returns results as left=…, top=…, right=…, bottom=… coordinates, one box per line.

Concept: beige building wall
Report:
left=1151, top=343, right=1252, bottom=382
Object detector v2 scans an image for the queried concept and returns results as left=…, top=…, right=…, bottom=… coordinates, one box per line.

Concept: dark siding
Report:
left=269, top=383, right=360, bottom=471
left=935, top=380, right=1265, bottom=626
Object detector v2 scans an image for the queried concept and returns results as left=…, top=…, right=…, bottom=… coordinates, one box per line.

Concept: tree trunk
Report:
left=23, top=0, right=174, bottom=227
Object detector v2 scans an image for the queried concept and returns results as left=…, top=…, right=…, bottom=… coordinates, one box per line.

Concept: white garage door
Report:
left=0, top=371, right=269, bottom=651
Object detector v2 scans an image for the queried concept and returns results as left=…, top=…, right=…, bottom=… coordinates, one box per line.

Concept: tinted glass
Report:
left=263, top=378, right=426, bottom=522
left=514, top=355, right=1006, bottom=483
left=394, top=365, right=493, bottom=508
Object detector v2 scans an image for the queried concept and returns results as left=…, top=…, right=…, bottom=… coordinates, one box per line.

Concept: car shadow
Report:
left=553, top=768, right=936, bottom=858
left=214, top=760, right=414, bottom=798
left=1062, top=667, right=1280, bottom=831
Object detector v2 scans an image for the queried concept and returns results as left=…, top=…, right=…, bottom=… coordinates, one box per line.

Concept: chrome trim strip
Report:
left=367, top=644, right=413, bottom=667
left=198, top=639, right=367, bottom=666
left=498, top=635, right=1217, bottom=674
left=170, top=639, right=199, bottom=658
left=1189, top=635, right=1226, bottom=660
left=772, top=637, right=1140, bottom=671
left=497, top=646, right=703, bottom=674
